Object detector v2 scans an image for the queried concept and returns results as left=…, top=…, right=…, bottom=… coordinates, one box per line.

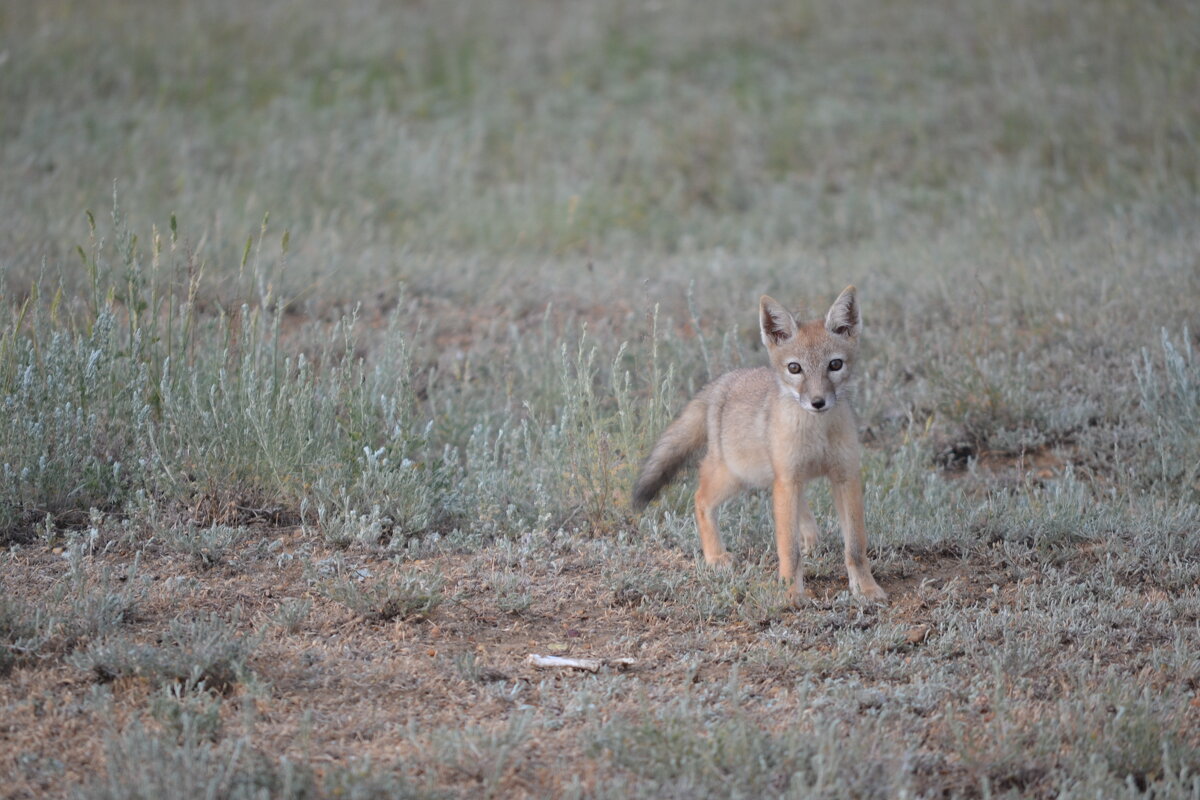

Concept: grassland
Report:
left=2, top=0, right=1199, bottom=796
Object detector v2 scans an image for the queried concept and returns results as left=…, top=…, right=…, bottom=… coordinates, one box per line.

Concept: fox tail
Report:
left=632, top=396, right=708, bottom=510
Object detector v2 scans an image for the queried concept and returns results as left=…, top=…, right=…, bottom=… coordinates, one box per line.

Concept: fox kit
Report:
left=632, top=286, right=887, bottom=602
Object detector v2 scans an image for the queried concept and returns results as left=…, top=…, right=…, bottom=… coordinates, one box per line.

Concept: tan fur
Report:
left=632, top=286, right=887, bottom=602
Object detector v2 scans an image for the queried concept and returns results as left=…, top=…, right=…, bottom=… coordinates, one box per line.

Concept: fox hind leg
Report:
left=695, top=455, right=741, bottom=568
left=796, top=489, right=821, bottom=556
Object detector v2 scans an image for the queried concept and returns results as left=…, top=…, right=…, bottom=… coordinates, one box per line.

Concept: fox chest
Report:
left=767, top=413, right=858, bottom=484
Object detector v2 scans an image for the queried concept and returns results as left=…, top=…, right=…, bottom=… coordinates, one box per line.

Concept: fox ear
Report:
left=825, top=285, right=860, bottom=338
left=760, top=295, right=797, bottom=347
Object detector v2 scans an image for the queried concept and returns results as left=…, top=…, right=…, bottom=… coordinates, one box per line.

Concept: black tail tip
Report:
left=631, top=480, right=661, bottom=511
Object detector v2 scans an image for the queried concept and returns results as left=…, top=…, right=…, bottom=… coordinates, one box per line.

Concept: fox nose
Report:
left=811, top=397, right=826, bottom=409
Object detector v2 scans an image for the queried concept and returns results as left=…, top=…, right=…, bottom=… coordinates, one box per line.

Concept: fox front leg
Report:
left=831, top=472, right=887, bottom=602
left=771, top=477, right=813, bottom=602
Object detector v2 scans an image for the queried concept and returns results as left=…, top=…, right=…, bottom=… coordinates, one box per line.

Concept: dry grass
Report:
left=5, top=515, right=1200, bottom=797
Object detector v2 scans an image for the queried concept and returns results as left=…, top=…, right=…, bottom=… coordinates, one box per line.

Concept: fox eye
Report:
left=787, top=362, right=802, bottom=375
left=829, top=359, right=844, bottom=371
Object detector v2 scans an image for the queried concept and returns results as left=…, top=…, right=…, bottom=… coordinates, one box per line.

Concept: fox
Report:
left=632, top=286, right=887, bottom=603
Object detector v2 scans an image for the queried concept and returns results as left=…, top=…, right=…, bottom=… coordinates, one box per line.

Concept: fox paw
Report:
left=786, top=583, right=816, bottom=606
left=705, top=551, right=733, bottom=569
left=853, top=582, right=888, bottom=603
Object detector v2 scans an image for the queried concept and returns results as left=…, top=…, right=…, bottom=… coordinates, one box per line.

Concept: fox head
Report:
left=759, top=286, right=860, bottom=414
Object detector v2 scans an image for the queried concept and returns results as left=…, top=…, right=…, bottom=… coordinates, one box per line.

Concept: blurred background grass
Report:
left=3, top=0, right=1196, bottom=295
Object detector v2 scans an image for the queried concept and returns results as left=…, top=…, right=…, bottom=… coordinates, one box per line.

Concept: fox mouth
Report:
left=801, top=398, right=833, bottom=413
left=786, top=388, right=833, bottom=413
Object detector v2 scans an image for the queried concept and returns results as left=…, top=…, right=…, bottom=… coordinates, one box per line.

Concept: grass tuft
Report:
left=69, top=612, right=253, bottom=694
left=321, top=569, right=445, bottom=623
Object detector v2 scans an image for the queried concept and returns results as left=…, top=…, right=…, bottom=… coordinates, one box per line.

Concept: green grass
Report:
left=2, top=0, right=1199, bottom=796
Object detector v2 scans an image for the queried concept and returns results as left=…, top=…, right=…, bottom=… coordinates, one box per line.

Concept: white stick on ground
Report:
left=525, top=654, right=637, bottom=673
